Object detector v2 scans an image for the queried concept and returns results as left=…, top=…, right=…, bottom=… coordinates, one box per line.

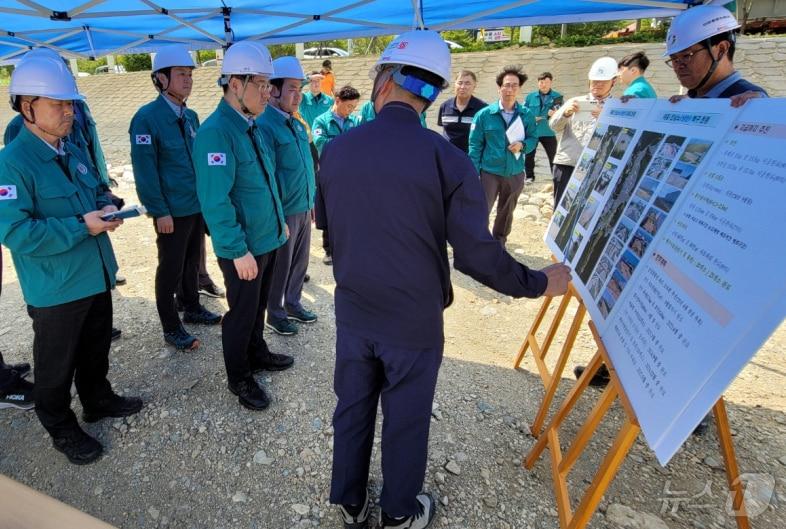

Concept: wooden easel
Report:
left=516, top=296, right=752, bottom=529
left=513, top=282, right=586, bottom=437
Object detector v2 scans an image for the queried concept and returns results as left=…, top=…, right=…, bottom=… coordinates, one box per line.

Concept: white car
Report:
left=303, top=47, right=349, bottom=59
left=444, top=40, right=464, bottom=49
left=94, top=64, right=126, bottom=74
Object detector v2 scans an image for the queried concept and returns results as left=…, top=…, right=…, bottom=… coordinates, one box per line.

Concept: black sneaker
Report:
left=111, top=327, right=122, bottom=341
left=199, top=283, right=225, bottom=298
left=339, top=491, right=370, bottom=529
left=164, top=325, right=200, bottom=351
left=380, top=493, right=436, bottom=529
left=82, top=393, right=143, bottom=423
left=573, top=364, right=610, bottom=388
left=303, top=274, right=310, bottom=283
left=250, top=352, right=294, bottom=373
left=323, top=254, right=333, bottom=265
left=0, top=360, right=31, bottom=379
left=287, top=307, right=317, bottom=324
left=115, top=274, right=127, bottom=286
left=183, top=306, right=222, bottom=325
left=52, top=428, right=103, bottom=465
left=228, top=377, right=270, bottom=411
left=0, top=377, right=34, bottom=410
left=265, top=318, right=298, bottom=336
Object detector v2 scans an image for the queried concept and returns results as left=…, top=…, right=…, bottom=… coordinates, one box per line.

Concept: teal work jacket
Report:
left=312, top=110, right=361, bottom=156
left=468, top=101, right=537, bottom=178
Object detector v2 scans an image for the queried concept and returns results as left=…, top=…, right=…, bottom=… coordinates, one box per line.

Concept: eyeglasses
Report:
left=665, top=48, right=708, bottom=68
left=246, top=78, right=272, bottom=93
left=500, top=83, right=520, bottom=90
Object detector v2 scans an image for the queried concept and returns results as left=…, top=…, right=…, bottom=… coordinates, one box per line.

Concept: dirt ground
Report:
left=0, top=173, right=784, bottom=529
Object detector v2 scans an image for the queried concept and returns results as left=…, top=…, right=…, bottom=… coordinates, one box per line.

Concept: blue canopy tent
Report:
left=0, top=0, right=727, bottom=61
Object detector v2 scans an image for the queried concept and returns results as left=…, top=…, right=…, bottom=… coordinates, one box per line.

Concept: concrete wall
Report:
left=1, top=37, right=783, bottom=163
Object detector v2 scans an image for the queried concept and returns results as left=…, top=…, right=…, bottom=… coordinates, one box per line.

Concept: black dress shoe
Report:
left=115, top=274, right=127, bottom=286
left=250, top=352, right=294, bottom=373
left=228, top=378, right=270, bottom=410
left=52, top=428, right=103, bottom=465
left=0, top=360, right=31, bottom=379
left=573, top=364, right=611, bottom=388
left=111, top=327, right=122, bottom=341
left=303, top=274, right=310, bottom=283
left=82, top=394, right=143, bottom=423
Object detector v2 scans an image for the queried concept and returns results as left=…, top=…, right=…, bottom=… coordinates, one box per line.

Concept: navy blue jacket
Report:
left=316, top=102, right=547, bottom=349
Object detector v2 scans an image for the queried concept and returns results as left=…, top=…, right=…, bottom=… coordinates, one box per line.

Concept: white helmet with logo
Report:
left=371, top=30, right=451, bottom=88
left=271, top=56, right=305, bottom=81
left=153, top=44, right=196, bottom=72
left=665, top=5, right=740, bottom=56
left=10, top=55, right=84, bottom=101
left=221, top=40, right=274, bottom=77
left=588, top=57, right=618, bottom=81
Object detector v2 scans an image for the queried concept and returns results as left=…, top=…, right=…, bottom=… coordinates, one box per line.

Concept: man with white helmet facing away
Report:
left=0, top=54, right=143, bottom=465
left=257, top=56, right=318, bottom=337
left=665, top=4, right=767, bottom=106
left=549, top=56, right=617, bottom=209
left=317, top=30, right=570, bottom=529
left=130, top=45, right=223, bottom=352
left=193, top=41, right=293, bottom=412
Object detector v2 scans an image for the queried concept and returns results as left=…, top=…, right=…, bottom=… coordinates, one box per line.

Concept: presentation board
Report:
left=545, top=98, right=786, bottom=464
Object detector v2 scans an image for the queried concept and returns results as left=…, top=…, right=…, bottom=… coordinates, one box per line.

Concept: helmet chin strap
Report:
left=235, top=76, right=253, bottom=116
left=157, top=73, right=189, bottom=108
left=689, top=39, right=725, bottom=97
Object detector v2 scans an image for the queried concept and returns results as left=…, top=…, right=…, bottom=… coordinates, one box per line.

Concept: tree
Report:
left=119, top=53, right=151, bottom=72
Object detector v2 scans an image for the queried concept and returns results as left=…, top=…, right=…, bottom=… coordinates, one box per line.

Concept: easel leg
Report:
left=713, top=398, right=752, bottom=529
left=514, top=295, right=553, bottom=368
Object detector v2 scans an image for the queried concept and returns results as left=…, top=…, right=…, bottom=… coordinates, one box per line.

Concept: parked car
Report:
left=444, top=40, right=464, bottom=49
left=303, top=47, right=349, bottom=59
left=94, top=64, right=126, bottom=74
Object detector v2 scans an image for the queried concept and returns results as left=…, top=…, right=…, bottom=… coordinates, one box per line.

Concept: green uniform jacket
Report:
left=468, top=101, right=538, bottom=178
left=524, top=89, right=563, bottom=138
left=193, top=99, right=287, bottom=259
left=299, top=92, right=334, bottom=129
left=130, top=95, right=201, bottom=218
left=0, top=126, right=117, bottom=307
left=623, top=76, right=657, bottom=99
left=4, top=100, right=110, bottom=189
left=359, top=100, right=427, bottom=127
left=257, top=105, right=316, bottom=217
left=312, top=110, right=361, bottom=156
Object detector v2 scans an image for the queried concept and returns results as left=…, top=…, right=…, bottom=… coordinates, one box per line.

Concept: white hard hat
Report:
left=153, top=45, right=195, bottom=71
left=9, top=55, right=84, bottom=101
left=588, top=57, right=618, bottom=81
left=370, top=30, right=451, bottom=87
left=270, top=56, right=305, bottom=81
left=665, top=5, right=740, bottom=56
left=221, top=40, right=274, bottom=77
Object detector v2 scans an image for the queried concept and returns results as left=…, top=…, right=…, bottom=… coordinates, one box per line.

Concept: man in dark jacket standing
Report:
left=318, top=30, right=570, bottom=529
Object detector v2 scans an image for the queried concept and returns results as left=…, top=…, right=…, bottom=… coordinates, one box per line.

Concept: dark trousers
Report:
left=267, top=212, right=311, bottom=322
left=524, top=135, right=558, bottom=181
left=322, top=227, right=331, bottom=257
left=552, top=164, right=575, bottom=210
left=27, top=291, right=113, bottom=437
left=481, top=170, right=527, bottom=245
left=218, top=251, right=277, bottom=384
left=156, top=213, right=203, bottom=332
left=198, top=236, right=215, bottom=289
left=330, top=326, right=443, bottom=517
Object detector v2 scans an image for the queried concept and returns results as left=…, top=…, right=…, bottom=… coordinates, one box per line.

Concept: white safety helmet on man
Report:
left=370, top=29, right=451, bottom=105
left=588, top=57, right=619, bottom=81
left=665, top=4, right=740, bottom=57
left=9, top=55, right=84, bottom=114
left=151, top=44, right=196, bottom=93
left=270, top=56, right=305, bottom=81
left=220, top=40, right=274, bottom=82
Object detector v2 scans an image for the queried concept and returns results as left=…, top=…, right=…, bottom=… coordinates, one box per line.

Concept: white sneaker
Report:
left=339, top=490, right=370, bottom=529
left=379, top=493, right=436, bottom=529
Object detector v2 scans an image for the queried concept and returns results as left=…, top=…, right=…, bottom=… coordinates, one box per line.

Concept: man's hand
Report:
left=508, top=141, right=523, bottom=154
left=84, top=210, right=123, bottom=236
left=541, top=263, right=571, bottom=297
left=101, top=204, right=118, bottom=215
left=590, top=104, right=604, bottom=119
left=563, top=101, right=580, bottom=117
left=547, top=108, right=556, bottom=117
left=669, top=94, right=688, bottom=104
left=234, top=252, right=258, bottom=281
left=730, top=90, right=763, bottom=108
left=156, top=215, right=174, bottom=234
left=620, top=95, right=636, bottom=104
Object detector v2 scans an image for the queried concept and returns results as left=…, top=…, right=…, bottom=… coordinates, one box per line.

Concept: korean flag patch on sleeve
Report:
left=0, top=185, right=17, bottom=200
left=208, top=153, right=227, bottom=166
left=135, top=134, right=152, bottom=145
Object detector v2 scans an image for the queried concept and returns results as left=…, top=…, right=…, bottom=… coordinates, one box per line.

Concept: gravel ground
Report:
left=1, top=159, right=784, bottom=529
